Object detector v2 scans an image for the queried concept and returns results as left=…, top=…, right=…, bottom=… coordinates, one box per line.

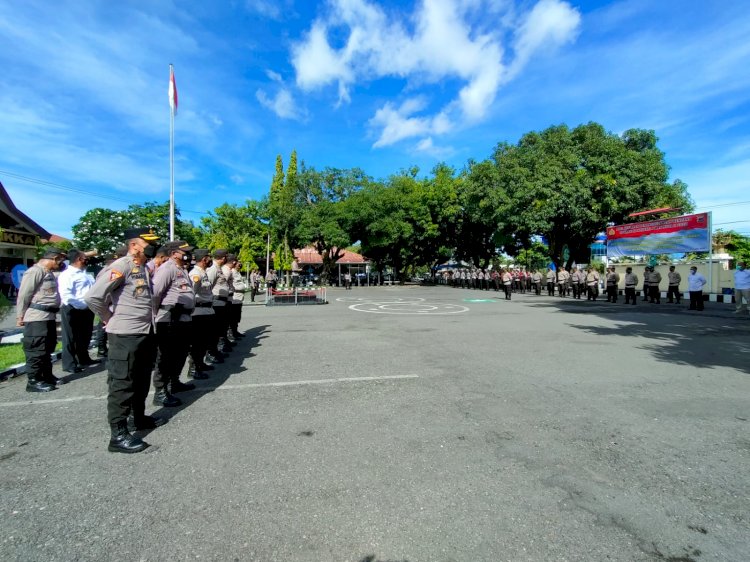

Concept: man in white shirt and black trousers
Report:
left=58, top=249, right=98, bottom=374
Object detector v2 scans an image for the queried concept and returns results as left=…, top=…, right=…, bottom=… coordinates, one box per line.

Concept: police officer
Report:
left=586, top=267, right=600, bottom=301
left=207, top=249, right=232, bottom=357
left=641, top=266, right=651, bottom=301
left=151, top=241, right=196, bottom=407
left=531, top=269, right=542, bottom=295
left=667, top=265, right=682, bottom=304
left=649, top=266, right=662, bottom=304
left=570, top=267, right=581, bottom=299
left=187, top=249, right=215, bottom=378
left=16, top=248, right=67, bottom=392
left=624, top=267, right=638, bottom=305
left=606, top=266, right=620, bottom=303
left=546, top=267, right=556, bottom=296
left=226, top=256, right=246, bottom=340
left=557, top=267, right=570, bottom=297
left=85, top=228, right=160, bottom=453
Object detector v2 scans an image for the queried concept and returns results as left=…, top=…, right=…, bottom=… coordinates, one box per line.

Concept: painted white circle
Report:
left=348, top=302, right=469, bottom=315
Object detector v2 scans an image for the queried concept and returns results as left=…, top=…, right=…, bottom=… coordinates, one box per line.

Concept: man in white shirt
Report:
left=58, top=249, right=97, bottom=373
left=734, top=261, right=750, bottom=315
left=687, top=266, right=707, bottom=311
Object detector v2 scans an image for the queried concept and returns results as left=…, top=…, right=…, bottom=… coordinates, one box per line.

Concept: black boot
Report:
left=108, top=421, right=148, bottom=453
left=226, top=330, right=237, bottom=344
left=232, top=330, right=244, bottom=339
left=153, top=390, right=182, bottom=407
left=205, top=352, right=224, bottom=364
left=26, top=376, right=55, bottom=393
left=187, top=362, right=209, bottom=380
left=170, top=380, right=195, bottom=393
left=127, top=413, right=165, bottom=430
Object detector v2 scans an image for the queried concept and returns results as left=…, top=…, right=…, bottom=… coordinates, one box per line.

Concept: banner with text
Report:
left=606, top=213, right=711, bottom=257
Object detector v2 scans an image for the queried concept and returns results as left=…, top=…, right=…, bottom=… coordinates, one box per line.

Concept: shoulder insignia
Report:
left=110, top=270, right=123, bottom=281
left=132, top=267, right=140, bottom=274
left=192, top=275, right=200, bottom=283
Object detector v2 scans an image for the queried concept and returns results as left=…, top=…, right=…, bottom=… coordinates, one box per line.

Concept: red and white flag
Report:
left=169, top=66, right=178, bottom=114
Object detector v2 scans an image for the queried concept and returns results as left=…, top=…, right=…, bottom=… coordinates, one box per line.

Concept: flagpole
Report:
left=169, top=64, right=176, bottom=241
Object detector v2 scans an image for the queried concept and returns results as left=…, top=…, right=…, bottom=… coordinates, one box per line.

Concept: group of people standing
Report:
left=16, top=227, right=250, bottom=454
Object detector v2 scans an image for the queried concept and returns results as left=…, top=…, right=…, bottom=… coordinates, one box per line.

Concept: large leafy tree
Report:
left=200, top=200, right=268, bottom=269
left=493, top=123, right=693, bottom=268
left=72, top=201, right=199, bottom=263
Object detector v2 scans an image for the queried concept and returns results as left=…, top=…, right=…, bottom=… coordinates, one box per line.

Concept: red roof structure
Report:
left=294, top=246, right=369, bottom=265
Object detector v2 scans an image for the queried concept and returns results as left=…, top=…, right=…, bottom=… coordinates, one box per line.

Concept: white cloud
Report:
left=291, top=0, right=581, bottom=147
left=245, top=0, right=281, bottom=19
left=256, top=88, right=300, bottom=120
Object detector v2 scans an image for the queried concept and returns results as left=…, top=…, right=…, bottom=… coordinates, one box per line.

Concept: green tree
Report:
left=493, top=123, right=694, bottom=269
left=200, top=200, right=268, bottom=266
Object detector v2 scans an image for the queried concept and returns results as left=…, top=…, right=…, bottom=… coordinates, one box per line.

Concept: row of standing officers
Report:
left=16, top=227, right=249, bottom=454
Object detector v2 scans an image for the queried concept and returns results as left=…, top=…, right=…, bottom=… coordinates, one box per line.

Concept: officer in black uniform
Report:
left=85, top=228, right=161, bottom=453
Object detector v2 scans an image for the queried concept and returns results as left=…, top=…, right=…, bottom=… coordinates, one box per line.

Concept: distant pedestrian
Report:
left=687, top=266, right=706, bottom=311
left=58, top=249, right=97, bottom=374
left=585, top=267, right=600, bottom=301
left=605, top=266, right=620, bottom=303
left=624, top=267, right=638, bottom=305
left=666, top=265, right=682, bottom=304
left=648, top=267, right=662, bottom=304
left=734, top=261, right=750, bottom=315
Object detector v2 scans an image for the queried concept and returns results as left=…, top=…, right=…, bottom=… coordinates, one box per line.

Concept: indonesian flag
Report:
left=169, top=66, right=178, bottom=114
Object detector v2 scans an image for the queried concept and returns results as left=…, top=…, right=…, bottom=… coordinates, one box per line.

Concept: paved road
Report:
left=1, top=286, right=748, bottom=561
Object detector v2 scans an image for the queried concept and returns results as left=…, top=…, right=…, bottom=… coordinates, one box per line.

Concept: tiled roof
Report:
left=294, top=246, right=369, bottom=265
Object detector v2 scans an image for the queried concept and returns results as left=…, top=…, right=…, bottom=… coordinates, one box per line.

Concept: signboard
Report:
left=2, top=229, right=38, bottom=247
left=606, top=213, right=710, bottom=257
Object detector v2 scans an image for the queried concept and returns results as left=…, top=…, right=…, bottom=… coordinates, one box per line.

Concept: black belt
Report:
left=195, top=302, right=213, bottom=308
left=159, top=305, right=194, bottom=313
left=30, top=303, right=59, bottom=313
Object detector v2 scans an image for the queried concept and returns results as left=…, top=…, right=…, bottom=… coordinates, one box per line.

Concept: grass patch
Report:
left=0, top=342, right=62, bottom=371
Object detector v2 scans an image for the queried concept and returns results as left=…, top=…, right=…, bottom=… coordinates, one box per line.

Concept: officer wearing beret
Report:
left=16, top=248, right=67, bottom=392
left=85, top=228, right=160, bottom=453
left=187, top=249, right=215, bottom=378
left=151, top=240, right=196, bottom=407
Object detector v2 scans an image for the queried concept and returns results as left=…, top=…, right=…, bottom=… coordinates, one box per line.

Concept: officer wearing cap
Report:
left=16, top=247, right=67, bottom=392
left=223, top=253, right=245, bottom=342
left=151, top=240, right=196, bottom=407
left=85, top=227, right=160, bottom=454
left=187, top=249, right=215, bottom=377
left=207, top=249, right=232, bottom=357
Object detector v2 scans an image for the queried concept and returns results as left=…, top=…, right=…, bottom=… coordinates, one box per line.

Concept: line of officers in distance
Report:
left=16, top=227, right=250, bottom=454
left=442, top=264, right=697, bottom=305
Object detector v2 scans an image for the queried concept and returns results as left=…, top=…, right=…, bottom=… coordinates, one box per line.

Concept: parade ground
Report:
left=1, top=286, right=748, bottom=562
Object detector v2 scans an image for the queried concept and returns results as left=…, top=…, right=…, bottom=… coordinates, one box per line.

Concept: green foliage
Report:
left=72, top=201, right=199, bottom=263
left=492, top=123, right=693, bottom=268
left=715, top=230, right=750, bottom=263
left=200, top=200, right=268, bottom=265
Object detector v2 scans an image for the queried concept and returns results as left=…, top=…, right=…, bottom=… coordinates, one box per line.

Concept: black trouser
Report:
left=154, top=321, right=191, bottom=391
left=22, top=320, right=56, bottom=383
left=189, top=313, right=214, bottom=367
left=547, top=282, right=555, bottom=296
left=667, top=285, right=681, bottom=303
left=558, top=282, right=567, bottom=297
left=96, top=321, right=108, bottom=355
left=587, top=285, right=598, bottom=300
left=107, top=332, right=156, bottom=424
left=649, top=285, right=661, bottom=303
left=641, top=284, right=650, bottom=300
left=210, top=304, right=230, bottom=353
left=503, top=284, right=511, bottom=300
left=689, top=291, right=704, bottom=310
left=624, top=287, right=636, bottom=304
left=534, top=282, right=541, bottom=295
left=230, top=303, right=242, bottom=334
left=60, top=305, right=94, bottom=371
left=250, top=284, right=259, bottom=302
left=606, top=286, right=617, bottom=302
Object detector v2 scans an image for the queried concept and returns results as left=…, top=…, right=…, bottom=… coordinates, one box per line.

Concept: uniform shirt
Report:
left=152, top=259, right=195, bottom=323
left=207, top=263, right=229, bottom=306
left=668, top=271, right=681, bottom=286
left=546, top=270, right=556, bottom=282
left=532, top=272, right=542, bottom=283
left=558, top=270, right=570, bottom=283
left=57, top=265, right=94, bottom=309
left=586, top=271, right=600, bottom=286
left=222, top=264, right=235, bottom=299
left=649, top=271, right=662, bottom=286
left=570, top=271, right=581, bottom=283
left=17, top=264, right=61, bottom=323
left=189, top=265, right=216, bottom=317
left=250, top=272, right=260, bottom=287
left=606, top=271, right=620, bottom=286
left=85, top=255, right=153, bottom=335
left=624, top=273, right=639, bottom=287
left=734, top=269, right=750, bottom=290
left=688, top=272, right=707, bottom=291
left=229, top=268, right=246, bottom=304
left=502, top=272, right=512, bottom=285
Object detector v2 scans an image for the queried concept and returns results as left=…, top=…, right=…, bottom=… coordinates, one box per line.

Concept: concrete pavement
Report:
left=0, top=286, right=748, bottom=561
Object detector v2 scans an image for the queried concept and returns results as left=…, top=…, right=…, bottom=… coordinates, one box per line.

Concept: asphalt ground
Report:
left=0, top=286, right=748, bottom=562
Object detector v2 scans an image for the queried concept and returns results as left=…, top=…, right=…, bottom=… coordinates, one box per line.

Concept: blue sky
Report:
left=1, top=0, right=749, bottom=239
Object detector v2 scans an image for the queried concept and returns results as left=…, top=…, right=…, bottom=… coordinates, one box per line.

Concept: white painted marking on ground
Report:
left=0, top=375, right=420, bottom=408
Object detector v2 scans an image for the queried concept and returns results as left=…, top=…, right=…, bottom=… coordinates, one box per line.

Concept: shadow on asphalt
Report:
left=138, top=324, right=271, bottom=438
left=527, top=297, right=750, bottom=375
